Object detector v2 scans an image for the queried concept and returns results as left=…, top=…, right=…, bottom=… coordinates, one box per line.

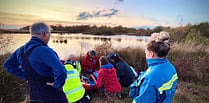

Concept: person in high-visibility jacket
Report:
left=63, top=54, right=90, bottom=103
left=129, top=37, right=178, bottom=103
left=65, top=54, right=82, bottom=74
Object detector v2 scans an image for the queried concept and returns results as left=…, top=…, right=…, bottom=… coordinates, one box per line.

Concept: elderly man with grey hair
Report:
left=4, top=22, right=68, bottom=103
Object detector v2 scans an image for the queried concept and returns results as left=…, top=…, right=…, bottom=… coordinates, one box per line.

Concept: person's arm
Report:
left=96, top=70, right=103, bottom=88
left=40, top=47, right=67, bottom=89
left=76, top=62, right=81, bottom=74
left=95, top=56, right=100, bottom=70
left=81, top=58, right=89, bottom=71
left=133, top=79, right=157, bottom=103
left=116, top=63, right=125, bottom=77
left=3, top=48, right=26, bottom=80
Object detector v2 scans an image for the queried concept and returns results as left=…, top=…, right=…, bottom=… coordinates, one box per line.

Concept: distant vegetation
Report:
left=1, top=22, right=209, bottom=103
left=2, top=22, right=208, bottom=38
left=2, top=24, right=168, bottom=36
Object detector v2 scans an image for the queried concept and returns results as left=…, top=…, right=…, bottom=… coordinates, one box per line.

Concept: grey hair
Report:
left=30, top=22, right=50, bottom=35
left=151, top=31, right=170, bottom=42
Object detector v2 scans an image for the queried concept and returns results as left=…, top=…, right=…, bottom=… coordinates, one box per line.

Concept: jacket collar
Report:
left=24, top=36, right=48, bottom=52
left=101, top=63, right=113, bottom=69
left=30, top=36, right=47, bottom=46
left=146, top=58, right=168, bottom=67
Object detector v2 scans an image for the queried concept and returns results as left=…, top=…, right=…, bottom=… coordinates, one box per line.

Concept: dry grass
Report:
left=169, top=42, right=209, bottom=82
left=1, top=40, right=209, bottom=103
left=173, top=82, right=209, bottom=103
left=172, top=41, right=208, bottom=53
left=91, top=87, right=132, bottom=103
left=92, top=41, right=209, bottom=103
left=94, top=41, right=147, bottom=71
left=0, top=53, right=28, bottom=103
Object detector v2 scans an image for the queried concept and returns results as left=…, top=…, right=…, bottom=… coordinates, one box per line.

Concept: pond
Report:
left=0, top=33, right=150, bottom=60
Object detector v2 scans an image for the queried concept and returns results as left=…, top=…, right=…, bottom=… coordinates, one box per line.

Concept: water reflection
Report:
left=114, top=38, right=122, bottom=42
left=52, top=36, right=114, bottom=44
left=0, top=33, right=149, bottom=60
left=53, top=39, right=68, bottom=44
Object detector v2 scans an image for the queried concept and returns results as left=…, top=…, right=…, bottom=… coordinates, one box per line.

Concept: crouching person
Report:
left=108, top=53, right=135, bottom=87
left=63, top=58, right=91, bottom=103
left=96, top=56, right=121, bottom=98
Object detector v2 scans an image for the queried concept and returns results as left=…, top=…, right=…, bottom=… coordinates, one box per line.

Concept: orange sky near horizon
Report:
left=0, top=0, right=209, bottom=29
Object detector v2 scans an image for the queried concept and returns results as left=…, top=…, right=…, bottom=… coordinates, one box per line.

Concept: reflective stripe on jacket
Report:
left=63, top=64, right=85, bottom=103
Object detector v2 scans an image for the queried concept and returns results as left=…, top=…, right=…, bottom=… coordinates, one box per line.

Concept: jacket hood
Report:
left=24, top=36, right=47, bottom=53
left=146, top=58, right=168, bottom=67
left=101, top=63, right=113, bottom=69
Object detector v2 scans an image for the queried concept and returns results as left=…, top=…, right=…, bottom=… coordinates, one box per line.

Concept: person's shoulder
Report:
left=83, top=53, right=89, bottom=60
left=15, top=46, right=23, bottom=55
left=98, top=68, right=105, bottom=73
left=32, top=46, right=56, bottom=56
left=35, top=46, right=53, bottom=52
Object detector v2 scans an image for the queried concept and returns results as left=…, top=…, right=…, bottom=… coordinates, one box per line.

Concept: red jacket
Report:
left=96, top=63, right=121, bottom=93
left=81, top=53, right=99, bottom=72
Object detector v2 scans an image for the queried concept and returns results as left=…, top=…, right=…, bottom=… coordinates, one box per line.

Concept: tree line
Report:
left=18, top=24, right=170, bottom=36
left=1, top=22, right=209, bottom=38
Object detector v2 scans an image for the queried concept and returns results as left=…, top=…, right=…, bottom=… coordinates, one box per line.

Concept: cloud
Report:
left=77, top=8, right=119, bottom=20
left=117, top=0, right=124, bottom=2
left=0, top=11, right=44, bottom=25
left=77, top=12, right=93, bottom=20
left=114, top=0, right=124, bottom=4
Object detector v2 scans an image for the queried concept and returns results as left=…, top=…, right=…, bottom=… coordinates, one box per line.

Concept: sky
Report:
left=0, top=0, right=209, bottom=29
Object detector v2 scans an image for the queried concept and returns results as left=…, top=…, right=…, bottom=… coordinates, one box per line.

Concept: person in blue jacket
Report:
left=4, top=22, right=68, bottom=103
left=129, top=40, right=178, bottom=103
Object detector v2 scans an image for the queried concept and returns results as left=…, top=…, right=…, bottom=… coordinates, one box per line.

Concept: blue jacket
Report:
left=131, top=58, right=178, bottom=103
left=4, top=36, right=67, bottom=89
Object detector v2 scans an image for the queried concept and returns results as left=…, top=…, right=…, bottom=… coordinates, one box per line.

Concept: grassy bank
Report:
left=1, top=42, right=209, bottom=103
left=0, top=53, right=27, bottom=103
left=1, top=22, right=209, bottom=103
left=92, top=41, right=209, bottom=103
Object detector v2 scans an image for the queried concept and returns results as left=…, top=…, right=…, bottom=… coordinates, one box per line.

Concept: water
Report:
left=0, top=33, right=149, bottom=60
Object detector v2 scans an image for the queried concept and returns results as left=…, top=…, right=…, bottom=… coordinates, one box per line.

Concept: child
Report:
left=96, top=56, right=121, bottom=98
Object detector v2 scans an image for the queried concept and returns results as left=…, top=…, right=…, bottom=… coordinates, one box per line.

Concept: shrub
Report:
left=182, top=29, right=209, bottom=45
left=94, top=41, right=114, bottom=57
left=169, top=43, right=209, bottom=83
left=115, top=47, right=147, bottom=71
left=0, top=53, right=28, bottom=103
left=94, top=41, right=147, bottom=71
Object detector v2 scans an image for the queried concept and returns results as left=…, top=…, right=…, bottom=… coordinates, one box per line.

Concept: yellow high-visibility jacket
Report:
left=63, top=64, right=85, bottom=103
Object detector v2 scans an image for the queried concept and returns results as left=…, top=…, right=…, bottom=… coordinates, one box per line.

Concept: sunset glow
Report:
left=0, top=0, right=209, bottom=29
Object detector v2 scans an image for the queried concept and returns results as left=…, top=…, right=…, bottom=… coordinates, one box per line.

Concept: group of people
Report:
left=60, top=49, right=136, bottom=102
left=4, top=22, right=178, bottom=103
